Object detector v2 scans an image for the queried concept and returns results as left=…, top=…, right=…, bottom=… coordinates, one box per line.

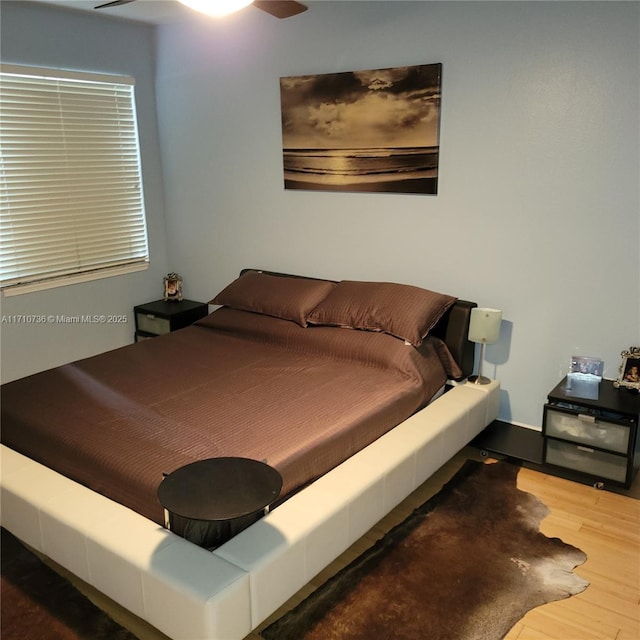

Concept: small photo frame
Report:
left=614, top=347, right=640, bottom=390
left=570, top=355, right=604, bottom=378
left=163, top=272, right=183, bottom=302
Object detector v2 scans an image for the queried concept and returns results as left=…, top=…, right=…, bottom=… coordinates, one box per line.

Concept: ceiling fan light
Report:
left=177, top=0, right=254, bottom=18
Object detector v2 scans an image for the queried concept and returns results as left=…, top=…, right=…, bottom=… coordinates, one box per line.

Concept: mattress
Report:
left=0, top=307, right=457, bottom=526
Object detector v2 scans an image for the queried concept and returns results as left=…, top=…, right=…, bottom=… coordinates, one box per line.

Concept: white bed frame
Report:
left=0, top=379, right=499, bottom=640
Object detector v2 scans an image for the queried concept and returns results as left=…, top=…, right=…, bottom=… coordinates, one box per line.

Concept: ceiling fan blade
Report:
left=95, top=0, right=137, bottom=9
left=253, top=0, right=307, bottom=19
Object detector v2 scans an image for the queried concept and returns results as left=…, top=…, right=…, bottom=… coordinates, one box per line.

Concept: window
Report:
left=0, top=64, right=149, bottom=295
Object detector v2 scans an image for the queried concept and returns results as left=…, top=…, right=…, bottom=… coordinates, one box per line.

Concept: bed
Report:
left=0, top=269, right=500, bottom=640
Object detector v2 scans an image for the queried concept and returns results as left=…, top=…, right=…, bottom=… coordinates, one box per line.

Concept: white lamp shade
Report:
left=468, top=308, right=502, bottom=344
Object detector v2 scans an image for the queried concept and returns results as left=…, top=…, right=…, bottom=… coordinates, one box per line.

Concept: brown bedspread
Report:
left=0, top=308, right=456, bottom=526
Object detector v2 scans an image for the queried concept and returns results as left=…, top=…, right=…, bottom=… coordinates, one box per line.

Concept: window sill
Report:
left=2, top=263, right=149, bottom=297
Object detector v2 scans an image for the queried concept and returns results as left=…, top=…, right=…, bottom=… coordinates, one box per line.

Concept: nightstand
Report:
left=542, top=376, right=640, bottom=489
left=133, top=299, right=208, bottom=341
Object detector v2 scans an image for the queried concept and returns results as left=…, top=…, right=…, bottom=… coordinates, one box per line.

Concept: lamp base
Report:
left=468, top=374, right=492, bottom=385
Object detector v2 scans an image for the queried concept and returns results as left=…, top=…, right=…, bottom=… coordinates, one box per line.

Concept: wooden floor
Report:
left=50, top=448, right=640, bottom=640
left=504, top=463, right=640, bottom=640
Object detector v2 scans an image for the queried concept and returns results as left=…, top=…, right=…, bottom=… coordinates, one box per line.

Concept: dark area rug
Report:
left=1, top=527, right=139, bottom=640
left=261, top=459, right=589, bottom=640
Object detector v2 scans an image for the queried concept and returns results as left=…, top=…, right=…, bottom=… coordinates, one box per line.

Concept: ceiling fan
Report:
left=94, top=0, right=307, bottom=19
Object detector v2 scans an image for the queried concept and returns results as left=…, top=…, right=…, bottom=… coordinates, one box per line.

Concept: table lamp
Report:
left=468, top=307, right=502, bottom=384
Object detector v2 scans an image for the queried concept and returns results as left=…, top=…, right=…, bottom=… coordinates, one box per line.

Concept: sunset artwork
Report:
left=279, top=63, right=442, bottom=195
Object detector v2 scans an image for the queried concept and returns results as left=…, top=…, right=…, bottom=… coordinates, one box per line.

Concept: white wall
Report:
left=155, top=1, right=639, bottom=427
left=0, top=2, right=637, bottom=428
left=0, top=1, right=170, bottom=382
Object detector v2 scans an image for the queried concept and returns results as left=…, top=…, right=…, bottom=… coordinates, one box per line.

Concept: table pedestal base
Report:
left=166, top=509, right=265, bottom=550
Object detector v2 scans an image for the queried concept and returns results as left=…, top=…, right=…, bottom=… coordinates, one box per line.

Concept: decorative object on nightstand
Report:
left=467, top=307, right=502, bottom=385
left=543, top=376, right=640, bottom=489
left=614, top=346, right=640, bottom=391
left=163, top=272, right=183, bottom=301
left=134, top=299, right=208, bottom=341
left=569, top=355, right=604, bottom=378
left=566, top=355, right=604, bottom=400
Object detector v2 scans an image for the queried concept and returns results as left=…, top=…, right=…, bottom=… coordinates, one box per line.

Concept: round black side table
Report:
left=157, top=457, right=283, bottom=550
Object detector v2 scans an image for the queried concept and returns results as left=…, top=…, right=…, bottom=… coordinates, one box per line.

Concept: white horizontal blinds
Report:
left=0, top=64, right=149, bottom=290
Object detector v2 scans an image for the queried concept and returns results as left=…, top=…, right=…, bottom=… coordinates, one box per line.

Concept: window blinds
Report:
left=0, top=64, right=149, bottom=292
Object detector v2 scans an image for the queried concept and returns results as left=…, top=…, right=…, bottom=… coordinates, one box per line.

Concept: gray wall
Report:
left=155, top=1, right=639, bottom=427
left=0, top=1, right=169, bottom=382
left=1, top=1, right=638, bottom=431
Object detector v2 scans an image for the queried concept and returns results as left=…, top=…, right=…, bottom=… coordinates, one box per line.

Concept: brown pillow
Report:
left=306, top=280, right=457, bottom=346
left=210, top=271, right=335, bottom=327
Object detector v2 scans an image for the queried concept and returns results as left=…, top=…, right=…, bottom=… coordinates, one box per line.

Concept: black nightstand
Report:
left=133, top=299, right=208, bottom=341
left=542, top=377, right=640, bottom=489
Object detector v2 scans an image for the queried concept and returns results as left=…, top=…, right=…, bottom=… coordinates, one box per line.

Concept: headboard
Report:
left=430, top=299, right=476, bottom=380
left=240, top=269, right=476, bottom=381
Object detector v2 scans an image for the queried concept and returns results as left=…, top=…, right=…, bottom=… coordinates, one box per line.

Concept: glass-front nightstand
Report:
left=542, top=377, right=640, bottom=489
left=133, top=299, right=208, bottom=341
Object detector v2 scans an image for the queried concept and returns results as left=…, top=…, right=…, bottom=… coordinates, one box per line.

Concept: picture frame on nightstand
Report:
left=614, top=346, right=640, bottom=391
left=570, top=355, right=603, bottom=377
left=163, top=272, right=183, bottom=301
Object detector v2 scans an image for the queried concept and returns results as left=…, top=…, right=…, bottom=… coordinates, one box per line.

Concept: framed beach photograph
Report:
left=279, top=63, right=442, bottom=195
left=614, top=347, right=640, bottom=391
